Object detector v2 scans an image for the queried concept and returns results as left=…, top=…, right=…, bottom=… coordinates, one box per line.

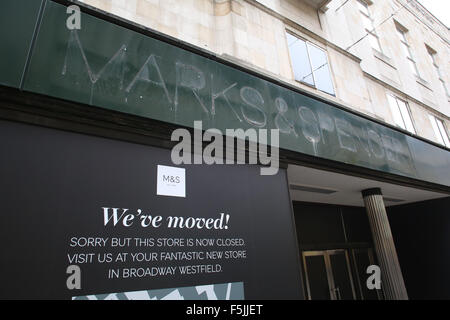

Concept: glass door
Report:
left=302, top=250, right=356, bottom=300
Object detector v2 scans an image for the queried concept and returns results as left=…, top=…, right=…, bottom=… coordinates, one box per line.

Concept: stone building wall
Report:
left=78, top=0, right=450, bottom=147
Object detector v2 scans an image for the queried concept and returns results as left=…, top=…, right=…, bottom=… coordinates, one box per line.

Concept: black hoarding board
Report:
left=0, top=120, right=303, bottom=300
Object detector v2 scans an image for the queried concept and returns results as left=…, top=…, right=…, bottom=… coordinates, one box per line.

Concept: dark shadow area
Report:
left=388, top=196, right=450, bottom=299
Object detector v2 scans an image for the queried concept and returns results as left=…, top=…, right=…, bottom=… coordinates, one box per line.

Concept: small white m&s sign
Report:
left=157, top=165, right=186, bottom=198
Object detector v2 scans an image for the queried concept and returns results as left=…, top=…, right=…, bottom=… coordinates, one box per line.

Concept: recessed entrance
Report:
left=288, top=164, right=449, bottom=300
left=302, top=248, right=382, bottom=300
left=292, top=200, right=383, bottom=300
left=303, top=249, right=355, bottom=300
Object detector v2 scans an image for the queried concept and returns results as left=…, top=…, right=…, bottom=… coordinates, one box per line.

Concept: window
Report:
left=427, top=47, right=449, bottom=97
left=429, top=114, right=450, bottom=147
left=286, top=32, right=335, bottom=95
left=395, top=26, right=420, bottom=77
left=386, top=94, right=415, bottom=134
left=357, top=0, right=382, bottom=52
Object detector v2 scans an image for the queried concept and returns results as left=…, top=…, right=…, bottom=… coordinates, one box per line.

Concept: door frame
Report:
left=302, top=249, right=357, bottom=300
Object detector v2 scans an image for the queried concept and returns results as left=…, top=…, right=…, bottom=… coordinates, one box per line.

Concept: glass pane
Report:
left=368, top=33, right=381, bottom=51
left=401, top=43, right=411, bottom=59
left=307, top=44, right=327, bottom=73
left=396, top=29, right=406, bottom=42
left=286, top=33, right=314, bottom=86
left=436, top=119, right=450, bottom=147
left=397, top=99, right=415, bottom=133
left=286, top=32, right=297, bottom=47
left=330, top=253, right=354, bottom=300
left=428, top=52, right=436, bottom=65
left=387, top=95, right=405, bottom=129
left=362, top=15, right=373, bottom=31
left=307, top=44, right=335, bottom=95
left=357, top=0, right=369, bottom=16
left=314, top=63, right=335, bottom=95
left=407, top=59, right=418, bottom=76
left=429, top=115, right=445, bottom=145
left=304, top=255, right=331, bottom=300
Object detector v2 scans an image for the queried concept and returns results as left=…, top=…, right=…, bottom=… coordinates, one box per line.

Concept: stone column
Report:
left=362, top=188, right=408, bottom=300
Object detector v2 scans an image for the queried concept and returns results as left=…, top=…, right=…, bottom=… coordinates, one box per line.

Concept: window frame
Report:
left=426, top=47, right=450, bottom=97
left=429, top=114, right=450, bottom=148
left=357, top=0, right=382, bottom=53
left=285, top=31, right=336, bottom=96
left=386, top=94, right=416, bottom=134
left=395, top=25, right=420, bottom=77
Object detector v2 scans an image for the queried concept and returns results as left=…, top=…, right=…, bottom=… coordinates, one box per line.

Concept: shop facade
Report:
left=1, top=0, right=450, bottom=300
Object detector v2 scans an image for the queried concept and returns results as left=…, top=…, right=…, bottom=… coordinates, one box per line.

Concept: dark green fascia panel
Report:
left=0, top=0, right=43, bottom=88
left=19, top=1, right=450, bottom=187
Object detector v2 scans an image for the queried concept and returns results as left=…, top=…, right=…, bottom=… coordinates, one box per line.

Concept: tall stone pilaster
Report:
left=362, top=188, right=408, bottom=300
